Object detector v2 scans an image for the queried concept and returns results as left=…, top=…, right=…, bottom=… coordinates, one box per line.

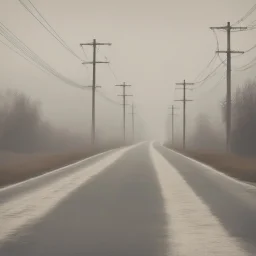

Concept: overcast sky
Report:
left=0, top=0, right=255, bottom=142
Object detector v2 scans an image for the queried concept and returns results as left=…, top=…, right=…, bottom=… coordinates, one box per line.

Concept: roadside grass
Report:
left=0, top=145, right=121, bottom=188
left=166, top=145, right=256, bottom=183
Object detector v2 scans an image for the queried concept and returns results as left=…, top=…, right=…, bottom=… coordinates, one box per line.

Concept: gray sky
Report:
left=0, top=0, right=256, bottom=142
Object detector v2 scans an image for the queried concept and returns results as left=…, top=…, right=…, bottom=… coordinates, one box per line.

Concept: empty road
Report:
left=1, top=142, right=256, bottom=255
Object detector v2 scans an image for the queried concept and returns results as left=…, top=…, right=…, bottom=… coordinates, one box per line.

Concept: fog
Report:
left=0, top=0, right=255, bottom=144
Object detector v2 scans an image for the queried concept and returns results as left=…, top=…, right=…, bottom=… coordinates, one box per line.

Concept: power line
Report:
left=0, top=37, right=49, bottom=75
left=212, top=23, right=256, bottom=71
left=107, top=62, right=120, bottom=83
left=116, top=82, right=133, bottom=142
left=193, top=53, right=217, bottom=82
left=175, top=80, right=194, bottom=149
left=95, top=88, right=121, bottom=106
left=19, top=0, right=84, bottom=62
left=212, top=29, right=227, bottom=66
left=235, top=56, right=256, bottom=71
left=81, top=39, right=111, bottom=144
left=194, top=61, right=225, bottom=87
left=0, top=26, right=57, bottom=75
left=196, top=73, right=226, bottom=99
left=0, top=22, right=123, bottom=106
left=192, top=31, right=227, bottom=89
left=210, top=22, right=246, bottom=152
left=80, top=44, right=89, bottom=60
left=98, top=51, right=120, bottom=83
left=232, top=3, right=256, bottom=26
left=0, top=28, right=123, bottom=107
left=0, top=22, right=86, bottom=89
left=244, top=43, right=256, bottom=53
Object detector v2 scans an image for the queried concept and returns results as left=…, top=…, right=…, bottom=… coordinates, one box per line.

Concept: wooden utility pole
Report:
left=80, top=39, right=111, bottom=145
left=129, top=104, right=135, bottom=142
left=116, top=83, right=132, bottom=142
left=210, top=23, right=246, bottom=151
left=175, top=80, right=193, bottom=149
left=168, top=105, right=178, bottom=146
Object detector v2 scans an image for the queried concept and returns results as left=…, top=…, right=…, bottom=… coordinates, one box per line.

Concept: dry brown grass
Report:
left=176, top=149, right=256, bottom=183
left=0, top=150, right=100, bottom=188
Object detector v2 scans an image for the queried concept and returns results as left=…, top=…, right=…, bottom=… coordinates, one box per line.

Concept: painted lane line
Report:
left=150, top=143, right=248, bottom=256
left=0, top=147, right=119, bottom=193
left=164, top=146, right=256, bottom=190
left=0, top=143, right=140, bottom=246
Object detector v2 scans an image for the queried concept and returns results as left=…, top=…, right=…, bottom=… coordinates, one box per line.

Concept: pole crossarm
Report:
left=80, top=39, right=111, bottom=145
left=216, top=51, right=244, bottom=54
left=175, top=80, right=194, bottom=149
left=210, top=22, right=246, bottom=151
left=175, top=99, right=193, bottom=102
left=80, top=43, right=112, bottom=46
left=210, top=26, right=247, bottom=30
left=83, top=61, right=110, bottom=64
left=115, top=82, right=132, bottom=142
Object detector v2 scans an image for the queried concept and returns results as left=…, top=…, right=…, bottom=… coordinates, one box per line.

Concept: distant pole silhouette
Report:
left=116, top=83, right=132, bottom=142
left=175, top=80, right=194, bottom=149
left=129, top=104, right=135, bottom=142
left=169, top=105, right=178, bottom=146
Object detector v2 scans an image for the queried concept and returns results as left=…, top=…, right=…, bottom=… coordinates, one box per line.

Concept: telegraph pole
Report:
left=168, top=105, right=178, bottom=146
left=116, top=82, right=132, bottom=142
left=175, top=80, right=193, bottom=149
left=129, top=104, right=135, bottom=142
left=210, top=22, right=246, bottom=151
left=80, top=39, right=111, bottom=145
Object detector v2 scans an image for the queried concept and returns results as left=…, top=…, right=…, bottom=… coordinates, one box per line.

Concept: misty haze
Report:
left=0, top=0, right=256, bottom=255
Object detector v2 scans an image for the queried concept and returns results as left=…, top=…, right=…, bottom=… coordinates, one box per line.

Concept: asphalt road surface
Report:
left=1, top=142, right=256, bottom=255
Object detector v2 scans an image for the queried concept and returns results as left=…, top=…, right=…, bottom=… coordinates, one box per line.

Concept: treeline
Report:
left=0, top=90, right=121, bottom=154
left=189, top=80, right=256, bottom=156
left=0, top=90, right=126, bottom=187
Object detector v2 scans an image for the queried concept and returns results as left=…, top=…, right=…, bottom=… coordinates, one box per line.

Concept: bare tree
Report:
left=230, top=80, right=256, bottom=156
left=190, top=113, right=225, bottom=152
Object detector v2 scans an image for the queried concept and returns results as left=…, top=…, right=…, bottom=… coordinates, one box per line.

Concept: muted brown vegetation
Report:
left=0, top=90, right=123, bottom=187
left=176, top=149, right=256, bottom=183
left=166, top=79, right=256, bottom=183
left=0, top=151, right=85, bottom=187
left=0, top=145, right=120, bottom=188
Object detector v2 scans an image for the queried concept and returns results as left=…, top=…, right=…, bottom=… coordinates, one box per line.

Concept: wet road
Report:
left=1, top=142, right=256, bottom=255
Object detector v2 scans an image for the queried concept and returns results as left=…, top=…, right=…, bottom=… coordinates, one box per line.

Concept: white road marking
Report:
left=150, top=143, right=248, bottom=256
left=0, top=143, right=139, bottom=246
left=0, top=147, right=118, bottom=192
left=167, top=147, right=256, bottom=190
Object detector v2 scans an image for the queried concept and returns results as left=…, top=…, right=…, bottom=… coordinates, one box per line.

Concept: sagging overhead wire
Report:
left=96, top=88, right=121, bottom=106
left=0, top=29, right=122, bottom=106
left=212, top=29, right=227, bottom=66
left=211, top=23, right=256, bottom=72
left=191, top=29, right=226, bottom=89
left=235, top=56, right=256, bottom=71
left=193, top=53, right=218, bottom=82
left=19, top=0, right=84, bottom=62
left=194, top=61, right=225, bottom=88
left=0, top=38, right=48, bottom=74
left=232, top=3, right=256, bottom=26
left=107, top=62, right=120, bottom=83
left=196, top=73, right=226, bottom=99
left=97, top=48, right=120, bottom=83
left=244, top=43, right=256, bottom=54
left=0, top=22, right=86, bottom=89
